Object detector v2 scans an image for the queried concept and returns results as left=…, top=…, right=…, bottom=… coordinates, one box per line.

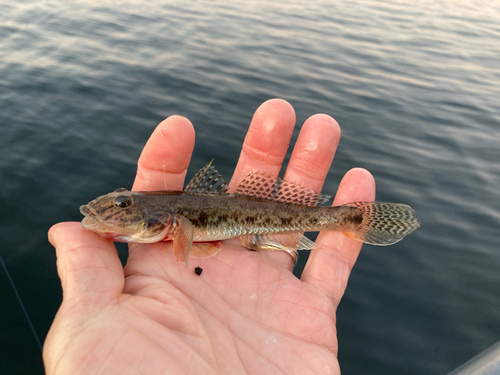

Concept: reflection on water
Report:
left=1, top=0, right=499, bottom=373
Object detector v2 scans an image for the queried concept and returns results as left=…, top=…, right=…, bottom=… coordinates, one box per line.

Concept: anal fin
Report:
left=239, top=233, right=316, bottom=265
left=190, top=242, right=223, bottom=258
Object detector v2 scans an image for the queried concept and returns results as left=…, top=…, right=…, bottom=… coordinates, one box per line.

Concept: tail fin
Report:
left=342, top=202, right=421, bottom=245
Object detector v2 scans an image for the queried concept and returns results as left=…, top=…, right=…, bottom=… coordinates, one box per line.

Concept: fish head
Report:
left=79, top=188, right=173, bottom=242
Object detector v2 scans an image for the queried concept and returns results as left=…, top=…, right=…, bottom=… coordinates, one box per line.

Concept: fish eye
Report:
left=114, top=196, right=132, bottom=208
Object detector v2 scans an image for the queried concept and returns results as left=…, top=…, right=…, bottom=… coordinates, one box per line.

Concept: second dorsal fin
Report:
left=185, top=161, right=229, bottom=193
left=234, top=173, right=331, bottom=206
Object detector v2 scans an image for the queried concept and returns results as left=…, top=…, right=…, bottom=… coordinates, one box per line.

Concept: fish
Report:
left=80, top=161, right=421, bottom=267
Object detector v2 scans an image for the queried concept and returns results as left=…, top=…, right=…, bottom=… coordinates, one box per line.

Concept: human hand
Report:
left=45, top=99, right=375, bottom=374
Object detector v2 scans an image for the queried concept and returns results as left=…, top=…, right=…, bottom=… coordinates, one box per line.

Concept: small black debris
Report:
left=194, top=267, right=203, bottom=275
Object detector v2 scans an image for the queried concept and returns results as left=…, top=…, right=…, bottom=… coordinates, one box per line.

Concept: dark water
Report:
left=1, top=0, right=500, bottom=373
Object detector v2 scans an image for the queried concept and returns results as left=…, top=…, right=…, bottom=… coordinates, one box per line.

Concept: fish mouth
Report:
left=79, top=204, right=144, bottom=238
left=80, top=205, right=103, bottom=230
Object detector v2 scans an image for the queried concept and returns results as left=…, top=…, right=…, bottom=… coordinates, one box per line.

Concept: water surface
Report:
left=1, top=0, right=499, bottom=373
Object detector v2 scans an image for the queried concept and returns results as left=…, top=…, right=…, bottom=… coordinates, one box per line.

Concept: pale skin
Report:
left=45, top=99, right=375, bottom=374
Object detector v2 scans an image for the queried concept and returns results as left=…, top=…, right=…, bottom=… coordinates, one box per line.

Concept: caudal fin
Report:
left=342, top=202, right=421, bottom=245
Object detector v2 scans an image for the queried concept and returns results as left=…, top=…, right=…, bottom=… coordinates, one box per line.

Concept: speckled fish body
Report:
left=80, top=162, right=421, bottom=266
left=82, top=190, right=359, bottom=241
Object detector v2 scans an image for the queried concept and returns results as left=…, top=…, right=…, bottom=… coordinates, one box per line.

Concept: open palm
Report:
left=45, top=99, right=375, bottom=374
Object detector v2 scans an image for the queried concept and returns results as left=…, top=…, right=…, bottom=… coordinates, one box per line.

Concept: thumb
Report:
left=48, top=222, right=125, bottom=308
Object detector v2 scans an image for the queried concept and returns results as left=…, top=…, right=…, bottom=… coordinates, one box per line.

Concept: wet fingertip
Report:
left=258, top=98, right=295, bottom=117
left=154, top=116, right=195, bottom=145
left=134, top=115, right=196, bottom=191
left=285, top=115, right=341, bottom=187
left=294, top=115, right=341, bottom=161
left=304, top=113, right=340, bottom=131
left=252, top=99, right=296, bottom=131
left=159, top=114, right=193, bottom=126
left=47, top=222, right=77, bottom=247
left=334, top=168, right=376, bottom=205
left=347, top=168, right=376, bottom=191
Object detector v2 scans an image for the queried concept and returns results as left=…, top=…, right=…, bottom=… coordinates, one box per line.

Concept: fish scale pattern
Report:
left=235, top=174, right=331, bottom=206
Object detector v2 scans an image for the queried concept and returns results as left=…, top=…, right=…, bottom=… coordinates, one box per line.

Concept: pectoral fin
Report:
left=173, top=215, right=194, bottom=268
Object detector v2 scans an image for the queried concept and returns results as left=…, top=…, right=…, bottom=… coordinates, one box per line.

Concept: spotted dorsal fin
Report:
left=234, top=173, right=331, bottom=206
left=185, top=161, right=229, bottom=193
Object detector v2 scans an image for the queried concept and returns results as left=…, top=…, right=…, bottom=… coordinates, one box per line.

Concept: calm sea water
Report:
left=1, top=0, right=499, bottom=373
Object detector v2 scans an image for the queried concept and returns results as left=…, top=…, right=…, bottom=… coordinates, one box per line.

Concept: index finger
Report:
left=132, top=116, right=195, bottom=191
